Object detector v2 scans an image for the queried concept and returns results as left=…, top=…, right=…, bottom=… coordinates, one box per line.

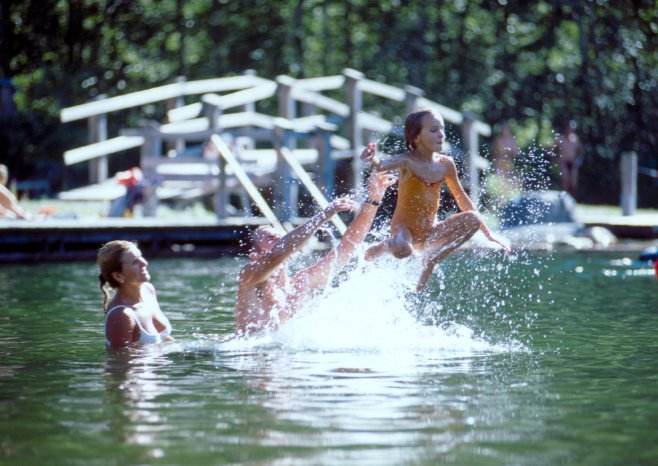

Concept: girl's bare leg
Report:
left=364, top=226, right=414, bottom=261
left=416, top=212, right=480, bottom=291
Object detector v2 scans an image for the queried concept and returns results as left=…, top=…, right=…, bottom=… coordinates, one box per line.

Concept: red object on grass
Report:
left=116, top=167, right=143, bottom=187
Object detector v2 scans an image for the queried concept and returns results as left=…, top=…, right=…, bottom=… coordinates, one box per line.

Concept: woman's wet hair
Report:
left=404, top=108, right=436, bottom=151
left=97, top=240, right=136, bottom=312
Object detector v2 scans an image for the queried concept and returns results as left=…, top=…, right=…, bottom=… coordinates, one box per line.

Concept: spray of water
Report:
left=223, top=127, right=558, bottom=356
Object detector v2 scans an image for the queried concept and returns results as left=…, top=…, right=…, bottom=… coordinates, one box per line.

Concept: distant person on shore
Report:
left=108, top=167, right=144, bottom=218
left=555, top=122, right=584, bottom=197
left=361, top=108, right=509, bottom=291
left=98, top=240, right=174, bottom=348
left=0, top=164, right=30, bottom=219
left=235, top=170, right=396, bottom=337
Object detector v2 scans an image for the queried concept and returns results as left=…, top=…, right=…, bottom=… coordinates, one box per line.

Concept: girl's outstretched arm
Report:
left=444, top=158, right=509, bottom=250
left=361, top=143, right=406, bottom=172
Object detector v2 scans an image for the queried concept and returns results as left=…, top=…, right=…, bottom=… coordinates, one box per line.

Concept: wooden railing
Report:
left=60, top=68, right=491, bottom=220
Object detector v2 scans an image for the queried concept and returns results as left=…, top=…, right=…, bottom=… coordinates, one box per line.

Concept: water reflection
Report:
left=1, top=252, right=657, bottom=465
left=104, top=346, right=174, bottom=459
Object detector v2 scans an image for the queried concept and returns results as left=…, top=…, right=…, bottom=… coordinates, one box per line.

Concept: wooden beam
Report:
left=278, top=147, right=347, bottom=235
left=202, top=82, right=277, bottom=111
left=291, top=87, right=350, bottom=117
left=63, top=136, right=145, bottom=166
left=61, top=75, right=274, bottom=123
left=168, top=102, right=203, bottom=122
left=360, top=79, right=406, bottom=102
left=295, top=75, right=345, bottom=91
left=211, top=134, right=286, bottom=233
left=416, top=97, right=464, bottom=126
left=359, top=113, right=394, bottom=135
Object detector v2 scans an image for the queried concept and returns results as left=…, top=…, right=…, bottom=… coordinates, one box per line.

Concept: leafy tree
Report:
left=1, top=0, right=656, bottom=205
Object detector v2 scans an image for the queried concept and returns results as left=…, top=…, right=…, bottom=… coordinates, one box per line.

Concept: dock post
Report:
left=317, top=129, right=335, bottom=197
left=88, top=94, right=108, bottom=184
left=203, top=100, right=228, bottom=219
left=273, top=125, right=295, bottom=222
left=404, top=85, right=425, bottom=114
left=140, top=129, right=161, bottom=217
left=166, top=76, right=186, bottom=156
left=240, top=70, right=257, bottom=141
left=276, top=76, right=298, bottom=221
left=620, top=151, right=638, bottom=216
left=461, top=113, right=480, bottom=207
left=344, top=68, right=364, bottom=190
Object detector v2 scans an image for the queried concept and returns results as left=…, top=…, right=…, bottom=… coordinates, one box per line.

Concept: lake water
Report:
left=1, top=248, right=657, bottom=465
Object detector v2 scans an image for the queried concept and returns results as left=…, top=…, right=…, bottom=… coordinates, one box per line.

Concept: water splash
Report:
left=228, top=240, right=530, bottom=355
left=223, top=127, right=557, bottom=356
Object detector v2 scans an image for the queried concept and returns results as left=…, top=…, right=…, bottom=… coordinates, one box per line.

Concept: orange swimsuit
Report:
left=390, top=171, right=444, bottom=247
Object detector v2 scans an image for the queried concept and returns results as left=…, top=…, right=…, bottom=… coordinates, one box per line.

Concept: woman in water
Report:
left=98, top=240, right=173, bottom=348
left=362, top=108, right=508, bottom=291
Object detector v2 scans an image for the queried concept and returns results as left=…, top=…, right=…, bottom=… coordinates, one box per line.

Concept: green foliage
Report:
left=0, top=0, right=656, bottom=205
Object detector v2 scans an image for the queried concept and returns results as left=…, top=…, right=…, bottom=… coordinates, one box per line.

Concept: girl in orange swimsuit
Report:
left=362, top=108, right=509, bottom=291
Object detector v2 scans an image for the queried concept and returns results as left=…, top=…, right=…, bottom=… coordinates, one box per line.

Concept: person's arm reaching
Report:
left=295, top=171, right=396, bottom=292
left=239, top=197, right=356, bottom=287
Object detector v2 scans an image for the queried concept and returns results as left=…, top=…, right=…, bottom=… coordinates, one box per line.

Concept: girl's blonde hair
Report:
left=97, top=240, right=135, bottom=312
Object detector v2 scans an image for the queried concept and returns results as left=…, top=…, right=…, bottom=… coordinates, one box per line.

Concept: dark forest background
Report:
left=1, top=0, right=656, bottom=206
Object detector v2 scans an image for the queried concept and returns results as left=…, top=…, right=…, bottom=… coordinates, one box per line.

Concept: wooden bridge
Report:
left=59, top=68, right=491, bottom=227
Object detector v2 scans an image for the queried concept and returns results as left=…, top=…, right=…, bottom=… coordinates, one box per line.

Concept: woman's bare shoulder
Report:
left=106, top=304, right=135, bottom=323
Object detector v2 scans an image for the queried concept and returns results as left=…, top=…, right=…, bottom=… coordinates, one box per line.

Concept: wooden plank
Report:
left=474, top=120, right=492, bottom=137
left=278, top=147, right=347, bottom=235
left=360, top=79, right=406, bottom=102
left=330, top=135, right=350, bottom=151
left=295, top=75, right=345, bottom=91
left=292, top=115, right=337, bottom=132
left=291, top=87, right=350, bottom=117
left=180, top=75, right=272, bottom=95
left=239, top=148, right=317, bottom=165
left=219, top=112, right=275, bottom=129
left=359, top=113, right=394, bottom=134
left=168, top=103, right=203, bottom=122
left=61, top=75, right=272, bottom=123
left=416, top=97, right=464, bottom=126
left=202, top=82, right=277, bottom=110
left=64, top=136, right=145, bottom=166
left=161, top=118, right=209, bottom=134
left=211, top=134, right=286, bottom=233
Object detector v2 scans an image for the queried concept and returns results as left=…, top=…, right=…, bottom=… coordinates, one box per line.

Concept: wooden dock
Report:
left=583, top=213, right=658, bottom=240
left=2, top=210, right=656, bottom=264
left=0, top=217, right=269, bottom=264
